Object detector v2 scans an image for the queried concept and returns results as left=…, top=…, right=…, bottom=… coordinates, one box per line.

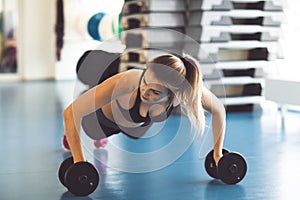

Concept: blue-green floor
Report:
left=1, top=80, right=300, bottom=200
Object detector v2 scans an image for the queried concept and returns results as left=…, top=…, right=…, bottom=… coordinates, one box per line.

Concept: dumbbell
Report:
left=58, top=157, right=100, bottom=196
left=205, top=149, right=247, bottom=184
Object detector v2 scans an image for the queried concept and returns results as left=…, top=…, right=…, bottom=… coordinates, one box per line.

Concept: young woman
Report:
left=62, top=54, right=226, bottom=165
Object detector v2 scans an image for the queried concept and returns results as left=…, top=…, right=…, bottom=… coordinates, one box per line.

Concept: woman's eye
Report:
left=153, top=90, right=161, bottom=95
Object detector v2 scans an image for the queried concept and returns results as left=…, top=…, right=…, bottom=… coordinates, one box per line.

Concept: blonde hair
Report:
left=146, top=54, right=205, bottom=136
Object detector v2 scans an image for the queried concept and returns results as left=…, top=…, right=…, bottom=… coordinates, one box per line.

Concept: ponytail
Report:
left=180, top=55, right=205, bottom=136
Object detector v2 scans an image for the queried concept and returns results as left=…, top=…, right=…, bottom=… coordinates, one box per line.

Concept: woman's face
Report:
left=140, top=69, right=170, bottom=104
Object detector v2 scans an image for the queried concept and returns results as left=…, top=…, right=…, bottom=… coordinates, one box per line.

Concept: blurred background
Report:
left=0, top=0, right=124, bottom=80
left=0, top=0, right=299, bottom=112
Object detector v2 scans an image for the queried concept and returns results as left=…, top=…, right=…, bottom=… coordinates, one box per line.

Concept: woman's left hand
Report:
left=213, top=153, right=223, bottom=166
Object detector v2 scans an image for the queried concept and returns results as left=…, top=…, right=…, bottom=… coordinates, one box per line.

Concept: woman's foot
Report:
left=94, top=138, right=108, bottom=149
left=62, top=134, right=71, bottom=152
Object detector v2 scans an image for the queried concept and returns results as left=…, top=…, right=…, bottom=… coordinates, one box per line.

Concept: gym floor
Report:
left=1, top=80, right=300, bottom=200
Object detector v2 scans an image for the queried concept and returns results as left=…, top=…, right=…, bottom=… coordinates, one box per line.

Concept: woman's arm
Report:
left=63, top=71, right=133, bottom=163
left=201, top=87, right=226, bottom=165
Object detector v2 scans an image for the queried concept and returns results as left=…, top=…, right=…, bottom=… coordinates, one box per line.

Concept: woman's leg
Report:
left=94, top=138, right=109, bottom=149
left=62, top=134, right=71, bottom=152
left=62, top=133, right=108, bottom=151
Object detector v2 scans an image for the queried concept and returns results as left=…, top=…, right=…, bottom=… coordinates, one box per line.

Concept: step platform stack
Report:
left=119, top=0, right=188, bottom=72
left=185, top=0, right=285, bottom=112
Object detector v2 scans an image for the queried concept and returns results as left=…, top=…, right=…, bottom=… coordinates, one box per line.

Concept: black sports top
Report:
left=115, top=69, right=174, bottom=126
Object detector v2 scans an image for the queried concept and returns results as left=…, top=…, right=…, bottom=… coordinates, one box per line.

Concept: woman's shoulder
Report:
left=110, top=68, right=144, bottom=92
left=124, top=68, right=144, bottom=77
left=122, top=68, right=144, bottom=84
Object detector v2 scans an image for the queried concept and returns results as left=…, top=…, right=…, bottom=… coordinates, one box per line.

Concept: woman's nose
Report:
left=144, top=89, right=151, bottom=97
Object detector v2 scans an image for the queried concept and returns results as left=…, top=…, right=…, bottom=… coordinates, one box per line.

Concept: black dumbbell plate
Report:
left=65, top=162, right=100, bottom=196
left=205, top=149, right=229, bottom=179
left=58, top=157, right=74, bottom=187
left=218, top=153, right=247, bottom=184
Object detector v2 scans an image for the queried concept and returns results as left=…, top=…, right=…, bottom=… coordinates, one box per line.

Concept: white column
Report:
left=17, top=0, right=56, bottom=80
